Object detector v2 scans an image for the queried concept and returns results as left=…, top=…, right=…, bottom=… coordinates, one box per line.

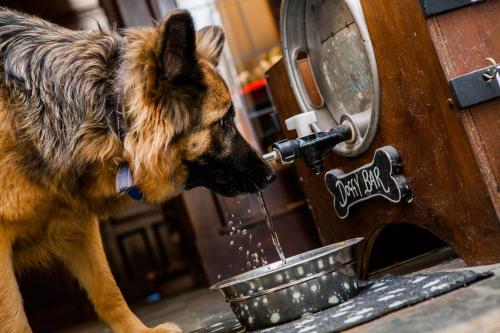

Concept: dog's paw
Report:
left=145, top=322, right=182, bottom=333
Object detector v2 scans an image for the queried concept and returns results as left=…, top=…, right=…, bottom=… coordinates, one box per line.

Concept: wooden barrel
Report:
left=266, top=0, right=500, bottom=275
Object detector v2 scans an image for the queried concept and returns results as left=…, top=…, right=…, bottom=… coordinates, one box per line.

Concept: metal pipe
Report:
left=263, top=124, right=352, bottom=174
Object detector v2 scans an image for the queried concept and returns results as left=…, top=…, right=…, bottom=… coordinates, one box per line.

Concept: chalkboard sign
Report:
left=325, top=146, right=412, bottom=219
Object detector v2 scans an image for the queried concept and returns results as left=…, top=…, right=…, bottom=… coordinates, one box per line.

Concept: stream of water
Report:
left=257, top=191, right=287, bottom=266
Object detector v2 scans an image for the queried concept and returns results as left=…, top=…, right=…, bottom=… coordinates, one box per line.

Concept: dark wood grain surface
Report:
left=266, top=0, right=500, bottom=276
left=426, top=0, right=500, bottom=215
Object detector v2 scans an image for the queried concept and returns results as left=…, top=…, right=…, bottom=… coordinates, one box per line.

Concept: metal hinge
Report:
left=449, top=59, right=500, bottom=109
left=420, top=0, right=484, bottom=18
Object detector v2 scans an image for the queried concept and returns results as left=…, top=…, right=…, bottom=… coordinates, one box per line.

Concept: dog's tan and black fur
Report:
left=0, top=7, right=273, bottom=333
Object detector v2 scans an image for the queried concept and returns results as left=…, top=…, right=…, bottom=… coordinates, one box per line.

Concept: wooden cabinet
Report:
left=101, top=201, right=204, bottom=300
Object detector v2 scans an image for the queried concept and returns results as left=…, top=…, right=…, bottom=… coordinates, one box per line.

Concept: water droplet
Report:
left=229, top=240, right=234, bottom=246
left=238, top=246, right=243, bottom=251
left=242, top=229, right=247, bottom=235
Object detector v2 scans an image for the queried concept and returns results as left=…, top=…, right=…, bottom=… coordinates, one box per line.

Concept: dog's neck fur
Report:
left=0, top=9, right=130, bottom=200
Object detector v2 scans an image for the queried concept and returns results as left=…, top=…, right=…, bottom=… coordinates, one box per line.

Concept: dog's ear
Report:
left=196, top=26, right=225, bottom=66
left=157, top=10, right=197, bottom=79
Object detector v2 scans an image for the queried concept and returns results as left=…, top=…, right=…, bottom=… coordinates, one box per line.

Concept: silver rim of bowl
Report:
left=211, top=237, right=363, bottom=290
left=227, top=260, right=356, bottom=303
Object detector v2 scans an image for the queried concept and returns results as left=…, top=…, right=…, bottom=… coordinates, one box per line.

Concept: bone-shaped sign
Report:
left=325, top=146, right=412, bottom=219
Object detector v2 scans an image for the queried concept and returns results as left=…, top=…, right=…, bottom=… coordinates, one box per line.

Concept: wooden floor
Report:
left=59, top=259, right=500, bottom=333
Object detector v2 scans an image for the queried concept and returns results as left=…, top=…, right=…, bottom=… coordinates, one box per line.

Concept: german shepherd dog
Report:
left=0, top=7, right=274, bottom=333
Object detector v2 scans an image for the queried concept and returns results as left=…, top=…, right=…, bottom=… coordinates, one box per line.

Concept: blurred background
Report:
left=0, top=0, right=321, bottom=331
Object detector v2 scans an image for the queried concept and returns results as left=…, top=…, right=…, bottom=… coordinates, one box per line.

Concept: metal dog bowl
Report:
left=211, top=238, right=363, bottom=330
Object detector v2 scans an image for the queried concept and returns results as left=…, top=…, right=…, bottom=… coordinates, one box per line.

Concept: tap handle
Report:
left=285, top=112, right=317, bottom=138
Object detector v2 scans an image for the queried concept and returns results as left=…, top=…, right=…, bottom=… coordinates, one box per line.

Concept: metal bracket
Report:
left=420, top=0, right=484, bottom=18
left=449, top=62, right=500, bottom=109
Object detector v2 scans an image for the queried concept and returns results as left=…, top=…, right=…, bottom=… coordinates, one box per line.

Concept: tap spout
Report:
left=267, top=124, right=352, bottom=174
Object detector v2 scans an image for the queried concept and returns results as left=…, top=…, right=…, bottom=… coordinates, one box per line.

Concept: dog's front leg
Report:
left=59, top=217, right=181, bottom=333
left=0, top=233, right=32, bottom=333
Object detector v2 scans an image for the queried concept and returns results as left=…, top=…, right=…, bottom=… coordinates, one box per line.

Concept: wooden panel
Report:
left=119, top=230, right=157, bottom=281
left=426, top=1, right=500, bottom=215
left=100, top=200, right=201, bottom=300
left=266, top=0, right=500, bottom=275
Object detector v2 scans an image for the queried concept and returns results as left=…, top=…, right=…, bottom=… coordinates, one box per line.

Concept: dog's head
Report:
left=121, top=10, right=274, bottom=201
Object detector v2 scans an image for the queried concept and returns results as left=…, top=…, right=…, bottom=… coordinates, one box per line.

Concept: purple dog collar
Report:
left=116, top=163, right=144, bottom=201
left=113, top=98, right=143, bottom=201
